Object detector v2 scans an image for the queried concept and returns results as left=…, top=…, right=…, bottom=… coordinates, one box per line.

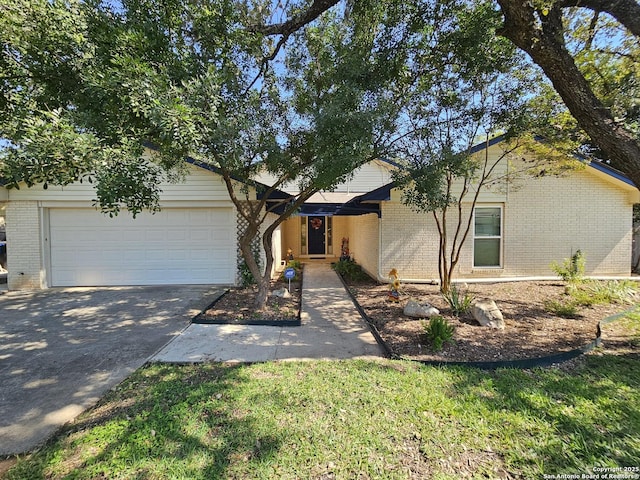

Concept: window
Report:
left=300, top=217, right=307, bottom=255
left=474, top=207, right=502, bottom=267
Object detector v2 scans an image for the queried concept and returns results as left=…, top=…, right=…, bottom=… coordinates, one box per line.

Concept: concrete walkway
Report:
left=152, top=263, right=384, bottom=363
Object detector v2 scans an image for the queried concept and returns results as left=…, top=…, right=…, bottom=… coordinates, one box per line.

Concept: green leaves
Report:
left=0, top=109, right=100, bottom=189
left=93, top=152, right=163, bottom=218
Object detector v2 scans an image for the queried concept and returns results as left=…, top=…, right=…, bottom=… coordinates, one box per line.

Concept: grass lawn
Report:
left=4, top=318, right=640, bottom=479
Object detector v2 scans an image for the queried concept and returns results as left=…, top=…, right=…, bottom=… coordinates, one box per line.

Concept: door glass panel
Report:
left=300, top=217, right=307, bottom=255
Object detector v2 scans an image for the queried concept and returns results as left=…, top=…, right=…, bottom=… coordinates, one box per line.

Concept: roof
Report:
left=586, top=158, right=636, bottom=188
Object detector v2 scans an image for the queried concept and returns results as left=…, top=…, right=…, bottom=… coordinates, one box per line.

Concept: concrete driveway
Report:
left=0, top=285, right=221, bottom=456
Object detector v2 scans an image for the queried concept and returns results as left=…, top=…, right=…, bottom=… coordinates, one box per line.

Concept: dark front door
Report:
left=307, top=216, right=326, bottom=255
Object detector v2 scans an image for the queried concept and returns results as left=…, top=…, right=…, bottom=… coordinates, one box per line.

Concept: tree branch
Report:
left=497, top=0, right=640, bottom=188
left=249, top=0, right=340, bottom=36
left=557, top=0, right=640, bottom=38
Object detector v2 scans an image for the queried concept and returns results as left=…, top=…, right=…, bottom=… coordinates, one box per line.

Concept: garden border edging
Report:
left=191, top=289, right=302, bottom=327
left=336, top=272, right=639, bottom=370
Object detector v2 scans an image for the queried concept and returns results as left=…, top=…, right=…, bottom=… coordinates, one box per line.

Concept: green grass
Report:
left=5, top=353, right=640, bottom=479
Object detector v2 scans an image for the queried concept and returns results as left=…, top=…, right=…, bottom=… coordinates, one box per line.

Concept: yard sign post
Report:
left=284, top=267, right=296, bottom=293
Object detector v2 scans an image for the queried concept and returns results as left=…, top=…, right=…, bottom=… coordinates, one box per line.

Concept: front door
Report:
left=307, top=216, right=326, bottom=255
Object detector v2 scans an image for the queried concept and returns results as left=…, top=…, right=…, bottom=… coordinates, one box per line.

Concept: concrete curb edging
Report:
left=337, top=273, right=640, bottom=370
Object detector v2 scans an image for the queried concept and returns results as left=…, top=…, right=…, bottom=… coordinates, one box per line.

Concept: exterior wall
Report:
left=346, top=213, right=379, bottom=278
left=339, top=161, right=395, bottom=193
left=378, top=165, right=635, bottom=281
left=6, top=201, right=43, bottom=289
left=379, top=200, right=442, bottom=281
left=5, top=165, right=248, bottom=290
left=499, top=166, right=633, bottom=277
left=264, top=213, right=282, bottom=277
left=254, top=159, right=396, bottom=195
left=281, top=217, right=300, bottom=259
left=331, top=216, right=350, bottom=258
left=5, top=165, right=240, bottom=204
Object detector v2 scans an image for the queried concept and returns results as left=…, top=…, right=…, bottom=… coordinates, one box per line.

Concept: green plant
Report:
left=551, top=249, right=586, bottom=284
left=287, top=259, right=303, bottom=271
left=238, top=260, right=257, bottom=287
left=332, top=258, right=369, bottom=282
left=279, top=260, right=303, bottom=281
left=564, top=280, right=638, bottom=307
left=442, top=284, right=474, bottom=316
left=544, top=299, right=579, bottom=318
left=239, top=242, right=263, bottom=287
left=585, top=280, right=638, bottom=304
left=422, top=315, right=455, bottom=351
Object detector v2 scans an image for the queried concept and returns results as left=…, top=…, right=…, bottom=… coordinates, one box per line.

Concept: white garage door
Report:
left=48, top=208, right=235, bottom=286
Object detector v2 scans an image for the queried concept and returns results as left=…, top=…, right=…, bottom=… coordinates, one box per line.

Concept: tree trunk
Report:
left=252, top=222, right=278, bottom=311
left=497, top=0, right=640, bottom=189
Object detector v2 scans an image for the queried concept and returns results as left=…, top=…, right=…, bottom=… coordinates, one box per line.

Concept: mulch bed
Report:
left=194, top=279, right=302, bottom=326
left=346, top=278, right=639, bottom=363
left=191, top=266, right=637, bottom=364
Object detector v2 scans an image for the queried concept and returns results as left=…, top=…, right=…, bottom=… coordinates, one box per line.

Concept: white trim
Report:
left=472, top=204, right=503, bottom=268
left=38, top=200, right=234, bottom=209
left=40, top=206, right=51, bottom=288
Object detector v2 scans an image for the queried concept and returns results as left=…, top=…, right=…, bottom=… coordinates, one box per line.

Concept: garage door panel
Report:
left=49, top=208, right=236, bottom=286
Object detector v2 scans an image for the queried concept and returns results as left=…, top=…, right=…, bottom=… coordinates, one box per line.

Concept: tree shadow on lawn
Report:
left=447, top=353, right=640, bottom=476
left=4, top=363, right=284, bottom=480
left=5, top=354, right=639, bottom=479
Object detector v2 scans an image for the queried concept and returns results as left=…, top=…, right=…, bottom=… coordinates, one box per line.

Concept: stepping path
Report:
left=152, top=263, right=384, bottom=363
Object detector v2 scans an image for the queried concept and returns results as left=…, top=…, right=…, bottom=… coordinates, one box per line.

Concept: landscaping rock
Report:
left=404, top=299, right=440, bottom=318
left=271, top=287, right=292, bottom=299
left=472, top=299, right=505, bottom=329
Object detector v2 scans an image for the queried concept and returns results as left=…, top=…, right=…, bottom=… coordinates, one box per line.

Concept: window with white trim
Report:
left=473, top=206, right=502, bottom=267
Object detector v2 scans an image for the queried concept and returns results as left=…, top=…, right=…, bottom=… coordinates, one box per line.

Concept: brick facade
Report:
left=6, top=201, right=43, bottom=289
left=376, top=165, right=634, bottom=281
left=347, top=213, right=379, bottom=278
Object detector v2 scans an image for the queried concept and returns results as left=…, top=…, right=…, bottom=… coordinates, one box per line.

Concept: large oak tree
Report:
left=254, top=0, right=640, bottom=189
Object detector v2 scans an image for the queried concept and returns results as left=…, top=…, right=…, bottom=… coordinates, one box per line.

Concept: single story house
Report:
left=0, top=138, right=637, bottom=290
left=270, top=138, right=639, bottom=283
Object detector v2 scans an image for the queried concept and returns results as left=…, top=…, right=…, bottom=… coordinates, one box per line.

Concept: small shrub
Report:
left=422, top=315, right=455, bottom=351
left=238, top=260, right=257, bottom=287
left=545, top=299, right=579, bottom=318
left=442, top=284, right=474, bottom=316
left=332, top=258, right=369, bottom=282
left=551, top=250, right=586, bottom=284
left=565, top=280, right=638, bottom=307
left=585, top=280, right=638, bottom=304
left=287, top=259, right=303, bottom=271
left=279, top=260, right=303, bottom=281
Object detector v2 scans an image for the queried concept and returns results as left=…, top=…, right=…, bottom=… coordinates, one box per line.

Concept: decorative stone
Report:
left=404, top=299, right=440, bottom=318
left=472, top=299, right=505, bottom=329
left=271, top=287, right=291, bottom=299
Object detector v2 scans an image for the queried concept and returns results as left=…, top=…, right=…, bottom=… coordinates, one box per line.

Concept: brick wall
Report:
left=502, top=165, right=632, bottom=276
left=347, top=213, right=379, bottom=278
left=378, top=165, right=634, bottom=281
left=6, top=201, right=43, bottom=289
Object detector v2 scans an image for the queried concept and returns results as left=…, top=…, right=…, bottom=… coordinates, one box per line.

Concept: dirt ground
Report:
left=348, top=279, right=639, bottom=362
left=197, top=279, right=302, bottom=324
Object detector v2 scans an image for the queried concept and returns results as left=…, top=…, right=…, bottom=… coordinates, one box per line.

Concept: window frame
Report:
left=472, top=205, right=503, bottom=269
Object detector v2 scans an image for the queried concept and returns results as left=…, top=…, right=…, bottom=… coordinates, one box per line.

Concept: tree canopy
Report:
left=251, top=0, right=640, bottom=188
left=1, top=0, right=638, bottom=304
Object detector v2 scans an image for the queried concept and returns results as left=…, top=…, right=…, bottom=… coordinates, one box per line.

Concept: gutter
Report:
left=374, top=273, right=639, bottom=285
